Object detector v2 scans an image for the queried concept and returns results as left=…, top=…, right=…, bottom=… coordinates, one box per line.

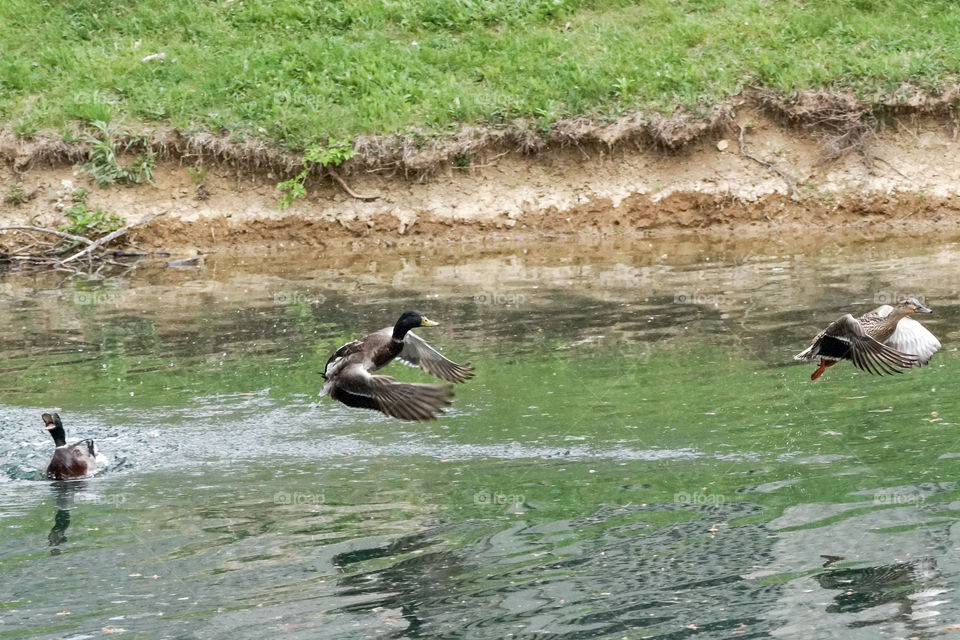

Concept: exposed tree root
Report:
left=758, top=90, right=879, bottom=162
left=327, top=167, right=378, bottom=201
left=5, top=86, right=959, bottom=184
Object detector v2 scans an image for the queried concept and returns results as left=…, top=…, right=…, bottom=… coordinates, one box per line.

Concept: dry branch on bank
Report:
left=0, top=210, right=167, bottom=273
left=737, top=125, right=796, bottom=194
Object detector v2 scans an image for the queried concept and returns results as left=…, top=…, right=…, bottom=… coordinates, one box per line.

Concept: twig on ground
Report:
left=894, top=118, right=923, bottom=145
left=467, top=149, right=511, bottom=169
left=872, top=156, right=912, bottom=182
left=738, top=125, right=796, bottom=195
left=2, top=211, right=167, bottom=272
left=366, top=162, right=400, bottom=173
left=103, top=258, right=137, bottom=269
left=60, top=210, right=167, bottom=264
left=327, top=167, right=379, bottom=201
left=12, top=243, right=39, bottom=254
left=0, top=226, right=93, bottom=246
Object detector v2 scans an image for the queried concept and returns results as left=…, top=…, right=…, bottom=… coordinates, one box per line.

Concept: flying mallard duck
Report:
left=43, top=413, right=106, bottom=480
left=321, top=310, right=474, bottom=420
left=795, top=298, right=941, bottom=380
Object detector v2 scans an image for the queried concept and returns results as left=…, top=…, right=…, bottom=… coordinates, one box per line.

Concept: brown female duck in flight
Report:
left=795, top=298, right=941, bottom=380
left=321, top=310, right=474, bottom=420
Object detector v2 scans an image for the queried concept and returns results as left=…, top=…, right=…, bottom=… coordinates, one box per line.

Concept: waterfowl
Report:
left=795, top=298, right=941, bottom=380
left=43, top=413, right=103, bottom=480
left=321, top=310, right=474, bottom=421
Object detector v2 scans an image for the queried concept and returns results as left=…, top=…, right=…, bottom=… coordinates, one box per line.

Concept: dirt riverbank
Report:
left=3, top=98, right=960, bottom=254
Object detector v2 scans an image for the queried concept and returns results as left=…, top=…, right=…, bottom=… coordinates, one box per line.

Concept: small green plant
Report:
left=186, top=165, right=208, bottom=184
left=60, top=189, right=125, bottom=237
left=12, top=119, right=38, bottom=138
left=3, top=181, right=28, bottom=205
left=82, top=121, right=156, bottom=187
left=277, top=140, right=356, bottom=209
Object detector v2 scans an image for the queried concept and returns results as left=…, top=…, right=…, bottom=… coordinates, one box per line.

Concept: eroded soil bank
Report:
left=3, top=106, right=960, bottom=254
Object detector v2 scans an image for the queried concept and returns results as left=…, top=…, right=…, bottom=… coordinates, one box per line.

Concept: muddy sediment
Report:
left=3, top=93, right=960, bottom=253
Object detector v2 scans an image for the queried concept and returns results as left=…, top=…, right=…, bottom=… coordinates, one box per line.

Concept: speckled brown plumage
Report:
left=795, top=298, right=940, bottom=380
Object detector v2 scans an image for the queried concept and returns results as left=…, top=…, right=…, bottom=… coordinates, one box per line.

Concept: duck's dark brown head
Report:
left=898, top=298, right=932, bottom=314
left=42, top=413, right=66, bottom=447
left=392, top=310, right=438, bottom=339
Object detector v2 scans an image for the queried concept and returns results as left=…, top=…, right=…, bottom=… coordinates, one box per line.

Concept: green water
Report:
left=1, top=236, right=959, bottom=639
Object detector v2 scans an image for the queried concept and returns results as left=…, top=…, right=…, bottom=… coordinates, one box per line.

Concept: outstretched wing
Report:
left=795, top=314, right=919, bottom=375
left=328, top=363, right=453, bottom=421
left=322, top=339, right=363, bottom=379
left=885, top=317, right=941, bottom=366
left=70, top=439, right=96, bottom=457
left=399, top=331, right=475, bottom=383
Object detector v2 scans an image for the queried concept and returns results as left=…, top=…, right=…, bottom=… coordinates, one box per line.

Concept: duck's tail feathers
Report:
left=794, top=345, right=816, bottom=361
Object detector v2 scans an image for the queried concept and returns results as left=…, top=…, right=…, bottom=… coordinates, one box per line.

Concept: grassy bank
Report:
left=2, top=0, right=960, bottom=149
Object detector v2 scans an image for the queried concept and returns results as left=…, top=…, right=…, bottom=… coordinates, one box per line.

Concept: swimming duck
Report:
left=44, top=413, right=103, bottom=480
left=321, top=310, right=474, bottom=420
left=795, top=298, right=941, bottom=380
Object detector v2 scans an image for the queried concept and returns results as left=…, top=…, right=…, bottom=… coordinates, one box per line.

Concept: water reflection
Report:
left=818, top=558, right=939, bottom=618
left=46, top=480, right=83, bottom=553
left=330, top=502, right=781, bottom=638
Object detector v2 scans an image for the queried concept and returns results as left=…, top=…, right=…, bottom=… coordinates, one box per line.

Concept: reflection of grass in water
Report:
left=436, top=341, right=960, bottom=528
left=869, top=519, right=955, bottom=534
left=0, top=625, right=74, bottom=638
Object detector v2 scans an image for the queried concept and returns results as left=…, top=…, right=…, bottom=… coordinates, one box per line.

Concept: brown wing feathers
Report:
left=329, top=361, right=454, bottom=421
left=808, top=315, right=920, bottom=377
left=367, top=376, right=453, bottom=421
left=399, top=332, right=474, bottom=383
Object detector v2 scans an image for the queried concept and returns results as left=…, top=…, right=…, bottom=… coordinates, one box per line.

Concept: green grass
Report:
left=2, top=0, right=960, bottom=148
left=82, top=120, right=156, bottom=186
